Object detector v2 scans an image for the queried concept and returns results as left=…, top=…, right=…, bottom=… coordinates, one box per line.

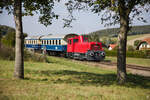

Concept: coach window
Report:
left=49, top=40, right=51, bottom=45
left=48, top=40, right=49, bottom=45
left=59, top=40, right=61, bottom=45
left=56, top=40, right=58, bottom=45
left=47, top=40, right=48, bottom=45
left=52, top=40, right=54, bottom=45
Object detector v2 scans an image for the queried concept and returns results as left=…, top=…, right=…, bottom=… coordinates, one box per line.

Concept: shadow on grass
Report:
left=25, top=69, right=150, bottom=88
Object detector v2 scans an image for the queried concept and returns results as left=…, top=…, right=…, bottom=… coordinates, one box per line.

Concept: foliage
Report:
left=0, top=45, right=15, bottom=60
left=134, top=40, right=142, bottom=47
left=101, top=37, right=117, bottom=46
left=105, top=50, right=150, bottom=59
left=0, top=25, right=28, bottom=47
left=83, top=33, right=100, bottom=42
left=1, top=31, right=15, bottom=47
left=127, top=45, right=135, bottom=51
left=0, top=25, right=15, bottom=36
left=24, top=50, right=49, bottom=63
left=0, top=44, right=48, bottom=62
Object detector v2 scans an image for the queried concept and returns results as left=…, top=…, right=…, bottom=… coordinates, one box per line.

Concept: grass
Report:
left=105, top=56, right=150, bottom=67
left=0, top=56, right=150, bottom=100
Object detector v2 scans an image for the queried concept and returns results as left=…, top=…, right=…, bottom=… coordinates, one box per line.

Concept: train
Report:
left=24, top=33, right=105, bottom=61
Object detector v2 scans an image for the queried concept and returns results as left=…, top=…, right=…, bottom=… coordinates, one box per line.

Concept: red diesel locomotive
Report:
left=67, top=35, right=105, bottom=61
left=25, top=34, right=105, bottom=61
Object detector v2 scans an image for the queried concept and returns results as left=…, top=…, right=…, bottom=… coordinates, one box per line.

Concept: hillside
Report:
left=89, top=25, right=150, bottom=37
left=0, top=25, right=15, bottom=36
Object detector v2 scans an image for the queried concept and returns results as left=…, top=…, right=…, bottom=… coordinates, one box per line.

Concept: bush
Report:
left=24, top=50, right=49, bottom=62
left=105, top=50, right=117, bottom=57
left=127, top=45, right=135, bottom=51
left=0, top=46, right=15, bottom=60
left=105, top=49, right=150, bottom=59
left=0, top=45, right=49, bottom=62
left=134, top=40, right=142, bottom=47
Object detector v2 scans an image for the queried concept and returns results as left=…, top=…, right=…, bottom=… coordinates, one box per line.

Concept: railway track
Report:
left=77, top=60, right=150, bottom=72
left=99, top=61, right=150, bottom=71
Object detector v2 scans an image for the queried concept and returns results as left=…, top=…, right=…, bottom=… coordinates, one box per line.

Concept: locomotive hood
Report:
left=89, top=42, right=103, bottom=51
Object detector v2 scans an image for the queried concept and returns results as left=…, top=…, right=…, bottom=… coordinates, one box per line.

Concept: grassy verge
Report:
left=105, top=56, right=150, bottom=67
left=0, top=56, right=150, bottom=100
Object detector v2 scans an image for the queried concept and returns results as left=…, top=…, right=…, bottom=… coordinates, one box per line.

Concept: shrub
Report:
left=24, top=50, right=50, bottom=63
left=0, top=45, right=49, bottom=62
left=127, top=45, right=135, bottom=51
left=0, top=46, right=15, bottom=60
left=105, top=49, right=150, bottom=59
left=134, top=40, right=142, bottom=47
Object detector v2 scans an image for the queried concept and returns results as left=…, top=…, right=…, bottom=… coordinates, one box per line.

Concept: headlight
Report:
left=89, top=51, right=94, bottom=56
left=101, top=52, right=105, bottom=56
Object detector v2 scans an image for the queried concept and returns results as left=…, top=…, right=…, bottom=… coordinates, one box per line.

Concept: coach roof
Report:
left=25, top=36, right=42, bottom=40
left=40, top=34, right=66, bottom=39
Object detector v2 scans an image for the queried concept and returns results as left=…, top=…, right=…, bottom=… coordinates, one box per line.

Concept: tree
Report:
left=0, top=0, right=59, bottom=79
left=134, top=40, right=142, bottom=47
left=65, top=0, right=150, bottom=84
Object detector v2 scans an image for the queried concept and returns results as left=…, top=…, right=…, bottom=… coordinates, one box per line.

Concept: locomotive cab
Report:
left=67, top=35, right=105, bottom=61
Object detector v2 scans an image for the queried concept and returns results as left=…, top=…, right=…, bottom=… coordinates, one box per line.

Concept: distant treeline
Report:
left=89, top=25, right=150, bottom=37
left=0, top=25, right=15, bottom=36
left=0, top=25, right=27, bottom=47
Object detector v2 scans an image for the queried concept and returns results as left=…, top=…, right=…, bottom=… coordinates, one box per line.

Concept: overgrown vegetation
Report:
left=0, top=56, right=150, bottom=100
left=0, top=45, right=48, bottom=62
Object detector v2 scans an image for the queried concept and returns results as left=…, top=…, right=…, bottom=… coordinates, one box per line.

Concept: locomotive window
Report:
left=73, top=39, right=78, bottom=43
left=68, top=40, right=71, bottom=44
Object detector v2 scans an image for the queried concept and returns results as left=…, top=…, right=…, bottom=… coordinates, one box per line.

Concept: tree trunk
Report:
left=14, top=0, right=24, bottom=79
left=117, top=1, right=129, bottom=84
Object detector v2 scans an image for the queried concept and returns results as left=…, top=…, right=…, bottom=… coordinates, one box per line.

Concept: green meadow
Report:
left=0, top=56, right=150, bottom=100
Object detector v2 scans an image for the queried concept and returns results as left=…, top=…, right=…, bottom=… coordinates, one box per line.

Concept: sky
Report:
left=0, top=1, right=150, bottom=36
